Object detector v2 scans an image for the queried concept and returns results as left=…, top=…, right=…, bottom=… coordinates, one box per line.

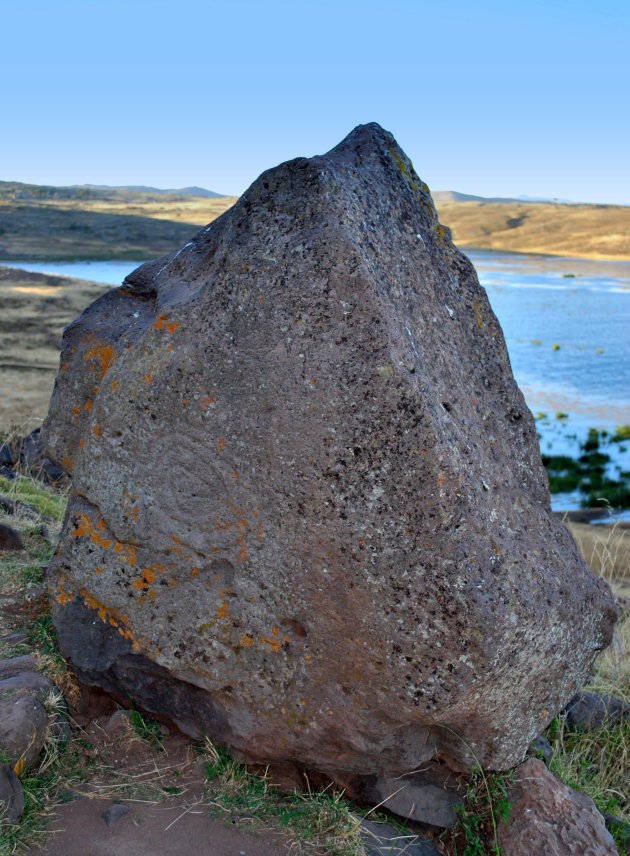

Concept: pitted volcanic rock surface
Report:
left=44, top=123, right=616, bottom=776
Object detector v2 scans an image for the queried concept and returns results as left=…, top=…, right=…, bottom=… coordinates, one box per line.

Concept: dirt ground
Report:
left=35, top=722, right=289, bottom=856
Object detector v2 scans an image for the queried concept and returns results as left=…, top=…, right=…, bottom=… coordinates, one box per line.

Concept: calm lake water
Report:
left=7, top=252, right=630, bottom=511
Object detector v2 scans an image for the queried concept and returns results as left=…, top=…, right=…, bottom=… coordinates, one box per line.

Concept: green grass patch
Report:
left=201, top=741, right=367, bottom=855
left=0, top=474, right=67, bottom=522
left=443, top=765, right=513, bottom=856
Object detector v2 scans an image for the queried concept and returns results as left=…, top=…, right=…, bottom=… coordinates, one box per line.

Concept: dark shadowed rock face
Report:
left=44, top=123, right=616, bottom=776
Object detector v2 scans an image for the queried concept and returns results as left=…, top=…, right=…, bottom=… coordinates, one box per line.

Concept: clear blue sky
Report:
left=3, top=0, right=629, bottom=204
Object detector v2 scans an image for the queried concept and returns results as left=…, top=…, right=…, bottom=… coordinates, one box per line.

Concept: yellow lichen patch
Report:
left=154, top=314, right=179, bottom=334
left=473, top=301, right=483, bottom=329
left=84, top=343, right=116, bottom=379
left=389, top=148, right=420, bottom=199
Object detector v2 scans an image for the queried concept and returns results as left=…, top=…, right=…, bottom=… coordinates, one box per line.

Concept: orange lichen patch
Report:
left=217, top=601, right=229, bottom=620
left=84, top=399, right=92, bottom=411
left=113, top=541, right=137, bottom=566
left=111, top=380, right=118, bottom=392
left=231, top=470, right=239, bottom=481
left=167, top=344, right=174, bottom=352
left=94, top=566, right=103, bottom=575
left=61, top=457, right=73, bottom=470
left=143, top=371, right=152, bottom=384
left=217, top=437, right=224, bottom=453
left=133, top=566, right=157, bottom=591
left=243, top=264, right=249, bottom=272
left=259, top=627, right=290, bottom=654
left=304, top=652, right=311, bottom=663
left=199, top=395, right=215, bottom=410
left=72, top=513, right=112, bottom=549
left=154, top=314, right=179, bottom=334
left=93, top=423, right=102, bottom=438
left=259, top=297, right=264, bottom=306
left=118, top=288, right=134, bottom=297
left=55, top=576, right=74, bottom=605
left=84, top=343, right=116, bottom=379
left=79, top=588, right=140, bottom=652
left=437, top=474, right=444, bottom=487
left=240, top=632, right=254, bottom=648
left=190, top=567, right=199, bottom=578
left=60, top=361, right=69, bottom=372
left=311, top=379, right=316, bottom=386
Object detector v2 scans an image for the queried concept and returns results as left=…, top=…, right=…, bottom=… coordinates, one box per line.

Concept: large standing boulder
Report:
left=43, top=123, right=616, bottom=776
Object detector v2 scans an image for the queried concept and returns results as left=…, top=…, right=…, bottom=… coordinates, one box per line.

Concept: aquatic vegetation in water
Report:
left=542, top=428, right=630, bottom=509
left=611, top=425, right=630, bottom=443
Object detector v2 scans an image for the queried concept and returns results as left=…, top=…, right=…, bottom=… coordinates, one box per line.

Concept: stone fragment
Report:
left=44, top=122, right=616, bottom=777
left=0, top=764, right=24, bottom=825
left=526, top=734, right=553, bottom=765
left=100, top=802, right=130, bottom=827
left=341, top=762, right=463, bottom=827
left=361, top=819, right=440, bottom=856
left=496, top=759, right=617, bottom=855
left=0, top=524, right=22, bottom=552
left=0, top=670, right=55, bottom=701
left=0, top=655, right=38, bottom=678
left=0, top=694, right=48, bottom=766
left=564, top=691, right=628, bottom=730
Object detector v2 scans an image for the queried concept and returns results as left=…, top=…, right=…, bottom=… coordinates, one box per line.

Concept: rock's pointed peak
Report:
left=328, top=121, right=397, bottom=154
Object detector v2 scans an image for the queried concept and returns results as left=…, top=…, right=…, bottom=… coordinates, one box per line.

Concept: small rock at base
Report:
left=527, top=734, right=553, bottom=765
left=564, top=691, right=628, bottom=730
left=0, top=764, right=25, bottom=824
left=0, top=524, right=22, bottom=552
left=361, top=819, right=440, bottom=855
left=100, top=802, right=130, bottom=827
left=497, top=758, right=617, bottom=855
left=0, top=694, right=48, bottom=767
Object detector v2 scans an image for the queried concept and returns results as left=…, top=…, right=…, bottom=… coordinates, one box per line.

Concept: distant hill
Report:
left=434, top=190, right=582, bottom=205
left=433, top=195, right=630, bottom=261
left=1, top=178, right=629, bottom=262
left=0, top=180, right=227, bottom=202
left=0, top=182, right=237, bottom=261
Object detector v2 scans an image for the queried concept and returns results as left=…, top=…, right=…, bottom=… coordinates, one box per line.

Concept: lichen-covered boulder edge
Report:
left=44, top=123, right=616, bottom=775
